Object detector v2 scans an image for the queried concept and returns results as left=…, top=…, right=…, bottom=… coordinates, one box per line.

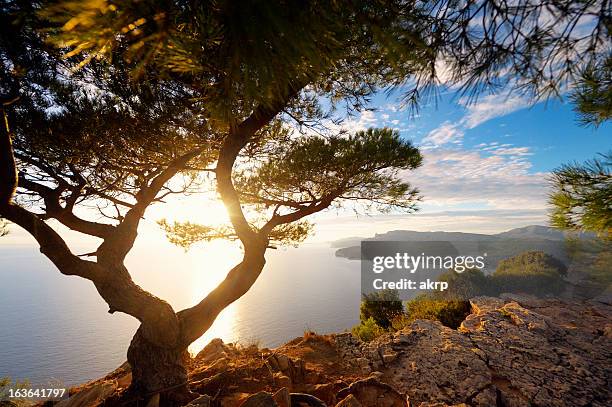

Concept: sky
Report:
left=2, top=88, right=610, bottom=247
left=295, top=88, right=610, bottom=240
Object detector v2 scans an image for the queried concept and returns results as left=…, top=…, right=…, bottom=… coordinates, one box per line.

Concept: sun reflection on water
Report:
left=184, top=240, right=243, bottom=355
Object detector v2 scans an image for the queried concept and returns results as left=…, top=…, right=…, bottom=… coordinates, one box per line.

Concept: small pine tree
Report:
left=359, top=289, right=404, bottom=329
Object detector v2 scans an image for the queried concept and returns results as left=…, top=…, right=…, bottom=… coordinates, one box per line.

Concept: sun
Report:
left=151, top=189, right=231, bottom=228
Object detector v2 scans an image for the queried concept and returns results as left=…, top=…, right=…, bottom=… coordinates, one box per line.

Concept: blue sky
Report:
left=332, top=89, right=610, bottom=212
left=301, top=88, right=610, bottom=239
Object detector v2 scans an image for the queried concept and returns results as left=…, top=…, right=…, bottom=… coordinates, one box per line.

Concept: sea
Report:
left=0, top=242, right=361, bottom=387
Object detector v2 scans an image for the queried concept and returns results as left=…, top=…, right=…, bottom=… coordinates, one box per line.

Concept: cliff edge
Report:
left=53, top=294, right=611, bottom=407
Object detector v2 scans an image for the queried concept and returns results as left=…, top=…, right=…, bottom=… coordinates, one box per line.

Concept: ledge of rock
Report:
left=52, top=295, right=611, bottom=407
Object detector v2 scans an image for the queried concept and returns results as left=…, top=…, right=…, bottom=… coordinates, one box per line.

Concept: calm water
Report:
left=0, top=242, right=361, bottom=387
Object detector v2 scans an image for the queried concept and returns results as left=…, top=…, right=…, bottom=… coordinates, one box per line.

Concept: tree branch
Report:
left=97, top=148, right=204, bottom=262
left=0, top=203, right=101, bottom=280
left=216, top=83, right=306, bottom=245
left=18, top=176, right=115, bottom=239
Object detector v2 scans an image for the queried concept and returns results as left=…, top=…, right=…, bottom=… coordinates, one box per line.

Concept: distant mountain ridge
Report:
left=331, top=225, right=595, bottom=248
left=332, top=225, right=597, bottom=268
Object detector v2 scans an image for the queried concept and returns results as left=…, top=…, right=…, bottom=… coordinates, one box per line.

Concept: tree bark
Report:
left=0, top=107, right=17, bottom=206
left=127, top=326, right=193, bottom=405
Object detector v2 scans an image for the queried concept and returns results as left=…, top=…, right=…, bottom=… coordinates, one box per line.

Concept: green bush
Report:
left=359, top=289, right=404, bottom=329
left=437, top=268, right=492, bottom=299
left=492, top=251, right=567, bottom=296
left=0, top=377, right=30, bottom=406
left=495, top=251, right=567, bottom=276
left=351, top=317, right=386, bottom=342
left=404, top=295, right=472, bottom=329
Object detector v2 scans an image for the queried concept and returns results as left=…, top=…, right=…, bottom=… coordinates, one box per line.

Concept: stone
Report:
left=273, top=372, right=292, bottom=388
left=337, top=378, right=406, bottom=407
left=195, top=338, right=229, bottom=364
left=184, top=394, right=212, bottom=407
left=55, top=381, right=117, bottom=407
left=382, top=351, right=398, bottom=364
left=275, top=354, right=291, bottom=371
left=290, top=393, right=328, bottom=407
left=335, top=394, right=362, bottom=407
left=221, top=393, right=250, bottom=406
left=273, top=387, right=291, bottom=407
left=49, top=297, right=612, bottom=407
left=239, top=391, right=279, bottom=407
left=358, top=298, right=612, bottom=407
left=310, top=383, right=339, bottom=405
left=469, top=296, right=504, bottom=314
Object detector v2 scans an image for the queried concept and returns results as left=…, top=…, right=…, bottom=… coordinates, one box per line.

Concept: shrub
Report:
left=0, top=377, right=30, bottom=406
left=351, top=317, right=386, bottom=342
left=404, top=295, right=472, bottom=329
left=437, top=268, right=492, bottom=299
left=496, top=250, right=567, bottom=276
left=492, top=251, right=567, bottom=296
left=359, top=289, right=404, bottom=329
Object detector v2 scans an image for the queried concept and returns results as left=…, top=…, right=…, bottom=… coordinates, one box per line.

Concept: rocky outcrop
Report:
left=334, top=295, right=611, bottom=407
left=54, top=295, right=611, bottom=407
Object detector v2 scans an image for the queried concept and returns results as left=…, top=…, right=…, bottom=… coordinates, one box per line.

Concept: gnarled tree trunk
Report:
left=127, top=326, right=192, bottom=405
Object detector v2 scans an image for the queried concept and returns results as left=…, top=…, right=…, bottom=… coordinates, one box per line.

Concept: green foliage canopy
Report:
left=359, top=289, right=404, bottom=329
left=549, top=152, right=612, bottom=236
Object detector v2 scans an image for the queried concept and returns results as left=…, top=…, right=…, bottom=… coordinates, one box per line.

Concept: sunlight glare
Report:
left=186, top=240, right=244, bottom=355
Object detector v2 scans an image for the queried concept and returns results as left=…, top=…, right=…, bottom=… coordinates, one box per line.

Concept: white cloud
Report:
left=405, top=147, right=547, bottom=210
left=421, top=122, right=464, bottom=147
left=460, top=94, right=531, bottom=128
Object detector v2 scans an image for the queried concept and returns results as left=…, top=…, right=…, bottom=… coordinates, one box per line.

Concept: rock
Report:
left=239, top=391, right=278, bottom=407
left=337, top=377, right=406, bottom=407
left=196, top=338, right=229, bottom=364
left=304, top=371, right=323, bottom=385
left=360, top=298, right=612, bottom=407
left=183, top=394, right=212, bottom=406
left=382, top=351, right=398, bottom=364
left=275, top=354, right=291, bottom=371
left=335, top=394, right=362, bottom=407
left=55, top=381, right=117, bottom=407
left=273, top=372, right=292, bottom=388
left=54, top=297, right=612, bottom=407
left=310, top=383, right=340, bottom=405
left=290, top=393, right=328, bottom=407
left=469, top=296, right=504, bottom=314
left=273, top=387, right=291, bottom=407
left=221, top=393, right=250, bottom=406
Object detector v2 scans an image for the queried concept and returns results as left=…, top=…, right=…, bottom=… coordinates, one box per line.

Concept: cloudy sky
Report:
left=305, top=89, right=610, bottom=240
